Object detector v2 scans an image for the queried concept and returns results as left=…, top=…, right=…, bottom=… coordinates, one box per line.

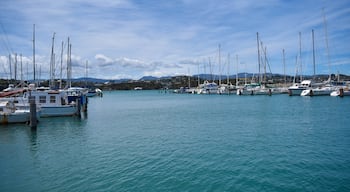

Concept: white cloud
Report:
left=0, top=0, right=349, bottom=80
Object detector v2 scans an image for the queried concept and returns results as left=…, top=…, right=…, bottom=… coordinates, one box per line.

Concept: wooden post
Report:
left=339, top=88, right=344, bottom=97
left=29, top=96, right=37, bottom=129
left=76, top=97, right=81, bottom=117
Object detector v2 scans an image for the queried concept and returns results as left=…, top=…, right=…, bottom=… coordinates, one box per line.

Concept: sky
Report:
left=0, top=0, right=349, bottom=80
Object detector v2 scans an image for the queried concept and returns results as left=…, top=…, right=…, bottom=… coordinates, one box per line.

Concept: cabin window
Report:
left=50, top=96, right=56, bottom=103
left=39, top=96, right=46, bottom=103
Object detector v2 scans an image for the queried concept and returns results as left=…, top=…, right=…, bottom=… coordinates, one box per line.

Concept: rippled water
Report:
left=1, top=91, right=350, bottom=191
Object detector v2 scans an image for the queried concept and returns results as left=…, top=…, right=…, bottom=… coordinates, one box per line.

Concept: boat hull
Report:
left=288, top=88, right=305, bottom=96
left=40, top=106, right=78, bottom=117
left=0, top=111, right=30, bottom=124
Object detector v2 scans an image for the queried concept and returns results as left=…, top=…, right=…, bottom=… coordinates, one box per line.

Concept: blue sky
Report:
left=0, top=0, right=349, bottom=80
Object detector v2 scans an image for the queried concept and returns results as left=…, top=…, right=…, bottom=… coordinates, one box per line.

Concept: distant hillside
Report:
left=71, top=73, right=350, bottom=84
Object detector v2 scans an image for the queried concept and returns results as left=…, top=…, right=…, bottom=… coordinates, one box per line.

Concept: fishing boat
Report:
left=22, top=88, right=78, bottom=117
left=0, top=84, right=79, bottom=117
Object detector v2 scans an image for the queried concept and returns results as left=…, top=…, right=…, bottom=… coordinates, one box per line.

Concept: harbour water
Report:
left=1, top=91, right=350, bottom=191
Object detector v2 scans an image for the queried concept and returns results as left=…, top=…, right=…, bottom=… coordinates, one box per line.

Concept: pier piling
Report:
left=29, top=96, right=37, bottom=129
left=76, top=97, right=81, bottom=117
left=339, top=88, right=344, bottom=97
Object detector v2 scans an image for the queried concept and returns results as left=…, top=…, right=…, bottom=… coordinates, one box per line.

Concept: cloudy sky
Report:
left=0, top=0, right=349, bottom=80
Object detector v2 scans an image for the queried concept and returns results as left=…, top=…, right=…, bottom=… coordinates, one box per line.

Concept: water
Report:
left=1, top=91, right=350, bottom=192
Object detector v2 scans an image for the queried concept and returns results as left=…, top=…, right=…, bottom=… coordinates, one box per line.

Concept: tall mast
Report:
left=9, top=54, right=12, bottom=80
left=322, top=8, right=331, bottom=80
left=49, top=32, right=56, bottom=89
left=256, top=32, right=261, bottom=83
left=227, top=53, right=230, bottom=85
left=283, top=49, right=286, bottom=87
left=312, top=29, right=316, bottom=78
left=59, top=41, right=64, bottom=89
left=20, top=54, right=23, bottom=83
left=218, top=44, right=221, bottom=85
left=66, top=37, right=70, bottom=88
left=264, top=46, right=267, bottom=83
left=14, top=53, right=17, bottom=81
left=85, top=60, right=88, bottom=87
left=299, top=32, right=303, bottom=81
left=236, top=54, right=239, bottom=86
left=208, top=57, right=212, bottom=82
left=69, top=44, right=72, bottom=88
left=33, top=24, right=36, bottom=83
left=197, top=61, right=200, bottom=87
left=187, top=68, right=190, bottom=89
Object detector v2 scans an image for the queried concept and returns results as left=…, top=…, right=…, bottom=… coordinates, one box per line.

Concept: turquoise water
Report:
left=1, top=91, right=350, bottom=191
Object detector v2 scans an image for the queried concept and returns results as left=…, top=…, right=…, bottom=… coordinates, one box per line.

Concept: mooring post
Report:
left=339, top=88, right=344, bottom=97
left=29, top=95, right=37, bottom=129
left=76, top=97, right=81, bottom=117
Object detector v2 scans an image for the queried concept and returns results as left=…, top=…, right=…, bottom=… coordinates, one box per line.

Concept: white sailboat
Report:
left=301, top=11, right=344, bottom=96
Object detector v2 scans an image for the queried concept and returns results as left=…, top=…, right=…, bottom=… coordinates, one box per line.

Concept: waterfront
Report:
left=1, top=91, right=350, bottom=191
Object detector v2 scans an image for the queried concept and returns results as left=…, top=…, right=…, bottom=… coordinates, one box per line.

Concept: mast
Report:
left=66, top=37, right=70, bottom=88
left=9, top=54, right=12, bottom=80
left=236, top=54, right=239, bottom=86
left=20, top=54, right=23, bottom=84
left=218, top=44, right=221, bottom=85
left=256, top=32, right=261, bottom=83
left=312, top=29, right=316, bottom=78
left=283, top=49, right=286, bottom=87
left=14, top=53, right=17, bottom=81
left=59, top=41, right=64, bottom=89
left=69, top=43, right=72, bottom=88
left=299, top=32, right=303, bottom=81
left=208, top=57, right=213, bottom=82
left=85, top=60, right=88, bottom=87
left=33, top=24, right=36, bottom=83
left=187, top=68, right=190, bottom=89
left=227, top=53, right=230, bottom=85
left=264, top=46, right=267, bottom=83
left=49, top=32, right=56, bottom=89
left=197, top=61, right=200, bottom=87
left=322, top=8, right=331, bottom=80
left=66, top=37, right=72, bottom=88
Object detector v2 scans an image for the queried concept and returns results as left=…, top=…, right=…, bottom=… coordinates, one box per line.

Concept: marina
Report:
left=1, top=0, right=350, bottom=191
left=1, top=90, right=350, bottom=191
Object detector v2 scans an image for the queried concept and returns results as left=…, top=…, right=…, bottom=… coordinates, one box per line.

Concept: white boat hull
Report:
left=301, top=87, right=336, bottom=96
left=0, top=110, right=30, bottom=124
left=40, top=106, right=78, bottom=117
left=288, top=88, right=305, bottom=96
left=330, top=89, right=350, bottom=97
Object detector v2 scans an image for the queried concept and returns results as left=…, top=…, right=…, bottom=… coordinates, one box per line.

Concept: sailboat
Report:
left=237, top=33, right=276, bottom=96
left=301, top=10, right=345, bottom=96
